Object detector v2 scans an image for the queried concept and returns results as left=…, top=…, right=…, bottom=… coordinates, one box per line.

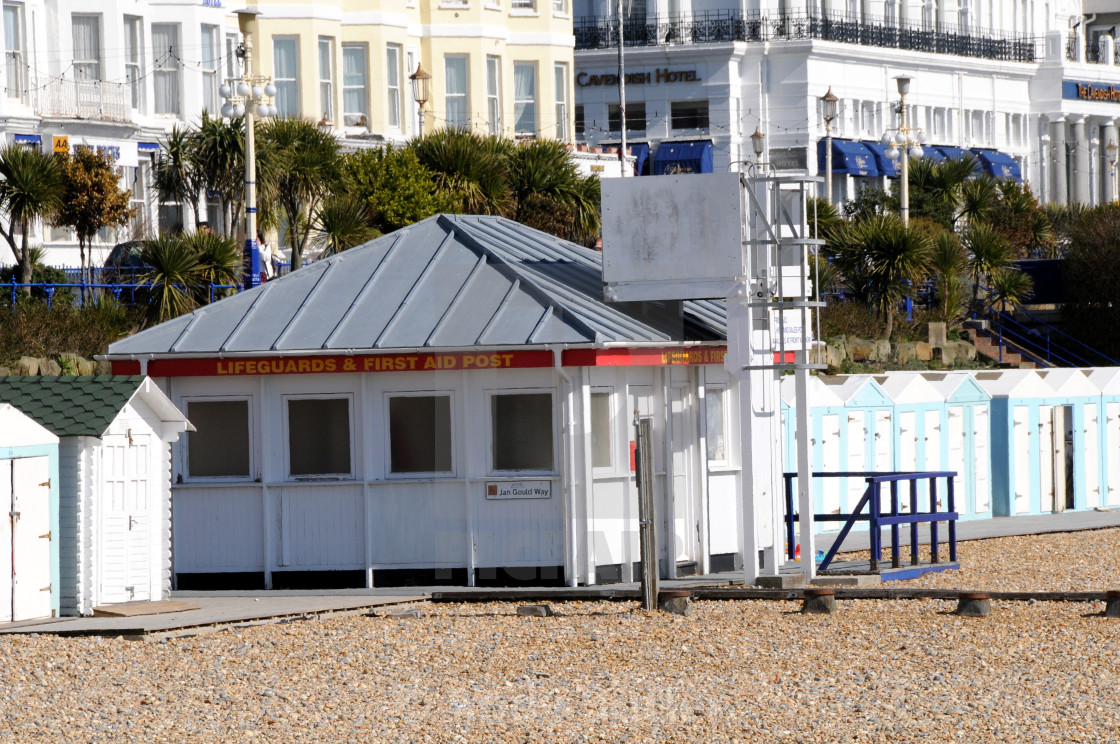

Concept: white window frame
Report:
left=181, top=396, right=256, bottom=482
left=486, top=55, right=501, bottom=135
left=283, top=393, right=355, bottom=480
left=386, top=43, right=402, bottom=130
left=152, top=22, right=181, bottom=115
left=554, top=62, right=568, bottom=141
left=487, top=389, right=557, bottom=476
left=201, top=24, right=220, bottom=114
left=513, top=61, right=537, bottom=136
left=273, top=36, right=300, bottom=118
left=225, top=32, right=240, bottom=81
left=444, top=54, right=469, bottom=130
left=704, top=385, right=729, bottom=466
left=318, top=36, right=334, bottom=122
left=4, top=2, right=27, bottom=102
left=553, top=0, right=569, bottom=14
left=342, top=42, right=369, bottom=129
left=71, top=13, right=102, bottom=82
left=511, top=0, right=537, bottom=11
left=384, top=391, right=456, bottom=479
left=590, top=388, right=614, bottom=474
left=123, top=15, right=142, bottom=110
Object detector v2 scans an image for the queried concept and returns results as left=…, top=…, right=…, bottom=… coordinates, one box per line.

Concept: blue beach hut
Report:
left=1086, top=367, right=1120, bottom=509
left=922, top=372, right=993, bottom=519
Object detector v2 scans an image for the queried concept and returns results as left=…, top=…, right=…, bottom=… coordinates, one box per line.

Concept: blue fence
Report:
left=784, top=470, right=959, bottom=573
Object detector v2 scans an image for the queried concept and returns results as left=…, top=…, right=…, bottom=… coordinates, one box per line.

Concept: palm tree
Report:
left=959, top=174, right=1000, bottom=226
left=0, top=145, right=64, bottom=288
left=410, top=129, right=512, bottom=216
left=962, top=222, right=1013, bottom=304
left=256, top=117, right=343, bottom=270
left=139, top=234, right=202, bottom=324
left=985, top=267, right=1033, bottom=313
left=192, top=112, right=245, bottom=235
left=154, top=125, right=204, bottom=231
left=928, top=231, right=970, bottom=330
left=185, top=230, right=244, bottom=302
left=851, top=214, right=932, bottom=338
left=313, top=195, right=377, bottom=257
left=507, top=140, right=601, bottom=243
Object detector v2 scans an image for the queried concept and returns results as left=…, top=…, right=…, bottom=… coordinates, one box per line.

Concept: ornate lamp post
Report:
left=1107, top=139, right=1118, bottom=202
left=820, top=87, right=839, bottom=204
left=409, top=63, right=431, bottom=137
left=220, top=8, right=277, bottom=289
left=751, top=126, right=765, bottom=165
left=882, top=76, right=924, bottom=228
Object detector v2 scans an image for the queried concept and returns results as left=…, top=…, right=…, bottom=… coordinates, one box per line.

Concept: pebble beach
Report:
left=2, top=528, right=1118, bottom=743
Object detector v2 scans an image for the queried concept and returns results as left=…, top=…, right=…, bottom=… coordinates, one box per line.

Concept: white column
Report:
left=1072, top=117, right=1090, bottom=206
left=1051, top=117, right=1068, bottom=206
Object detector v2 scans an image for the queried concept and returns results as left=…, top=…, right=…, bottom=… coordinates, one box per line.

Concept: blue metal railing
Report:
left=971, top=298, right=1120, bottom=369
left=783, top=470, right=958, bottom=572
left=4, top=280, right=244, bottom=309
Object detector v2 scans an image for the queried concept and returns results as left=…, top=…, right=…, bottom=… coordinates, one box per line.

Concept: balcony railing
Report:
left=37, top=77, right=130, bottom=122
left=575, top=9, right=1041, bottom=63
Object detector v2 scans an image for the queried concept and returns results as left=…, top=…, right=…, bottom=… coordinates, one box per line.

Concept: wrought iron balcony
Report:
left=574, top=9, right=1041, bottom=63
left=37, top=77, right=131, bottom=122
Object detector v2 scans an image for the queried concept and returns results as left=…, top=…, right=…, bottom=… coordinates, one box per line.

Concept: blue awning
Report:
left=971, top=149, right=1022, bottom=181
left=861, top=140, right=900, bottom=178
left=629, top=142, right=651, bottom=176
left=13, top=134, right=40, bottom=145
left=817, top=139, right=881, bottom=177
left=137, top=142, right=161, bottom=153
left=934, top=145, right=969, bottom=161
left=652, top=140, right=713, bottom=175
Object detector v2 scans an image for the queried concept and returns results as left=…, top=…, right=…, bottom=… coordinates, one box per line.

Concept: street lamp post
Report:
left=820, top=87, right=839, bottom=204
left=1107, top=139, right=1118, bottom=203
left=882, top=76, right=924, bottom=228
left=220, top=8, right=277, bottom=289
left=410, top=63, right=431, bottom=138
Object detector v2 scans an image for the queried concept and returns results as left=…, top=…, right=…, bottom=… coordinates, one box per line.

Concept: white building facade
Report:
left=574, top=0, right=1120, bottom=206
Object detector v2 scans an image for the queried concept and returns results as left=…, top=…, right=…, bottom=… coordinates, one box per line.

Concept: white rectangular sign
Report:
left=771, top=309, right=814, bottom=350
left=486, top=481, right=552, bottom=500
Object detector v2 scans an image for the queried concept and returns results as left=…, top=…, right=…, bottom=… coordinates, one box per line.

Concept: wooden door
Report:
left=973, top=407, right=990, bottom=513
left=100, top=435, right=153, bottom=604
left=1084, top=404, right=1100, bottom=508
left=10, top=457, right=52, bottom=621
left=669, top=386, right=699, bottom=566
left=947, top=406, right=966, bottom=515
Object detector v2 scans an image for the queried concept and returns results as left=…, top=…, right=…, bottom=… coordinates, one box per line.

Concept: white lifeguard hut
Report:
left=601, top=168, right=825, bottom=582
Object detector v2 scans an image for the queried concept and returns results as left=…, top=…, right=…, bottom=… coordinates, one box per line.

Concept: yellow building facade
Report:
left=245, top=0, right=575, bottom=142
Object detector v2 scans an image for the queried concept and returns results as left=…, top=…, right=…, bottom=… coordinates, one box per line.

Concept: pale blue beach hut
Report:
left=1086, top=367, right=1120, bottom=509
left=922, top=372, right=992, bottom=520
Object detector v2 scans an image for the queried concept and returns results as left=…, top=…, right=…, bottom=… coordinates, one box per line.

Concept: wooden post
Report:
left=635, top=415, right=658, bottom=611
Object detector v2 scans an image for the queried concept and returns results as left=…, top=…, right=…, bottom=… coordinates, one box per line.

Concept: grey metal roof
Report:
left=108, top=214, right=726, bottom=357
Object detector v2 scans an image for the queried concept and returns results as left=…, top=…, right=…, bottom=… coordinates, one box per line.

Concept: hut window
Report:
left=389, top=395, right=452, bottom=473
left=491, top=392, right=554, bottom=472
left=591, top=392, right=612, bottom=468
left=287, top=397, right=352, bottom=477
left=186, top=399, right=251, bottom=478
left=706, top=387, right=727, bottom=462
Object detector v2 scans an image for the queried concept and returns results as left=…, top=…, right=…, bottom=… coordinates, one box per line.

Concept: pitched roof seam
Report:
left=373, top=230, right=458, bottom=349
left=477, top=277, right=521, bottom=346
left=321, top=231, right=405, bottom=349
left=425, top=251, right=489, bottom=348
left=527, top=306, right=555, bottom=345
left=271, top=260, right=339, bottom=350
left=217, top=281, right=276, bottom=353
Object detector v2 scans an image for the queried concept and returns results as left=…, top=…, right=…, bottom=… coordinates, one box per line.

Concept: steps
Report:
left=965, top=326, right=1037, bottom=369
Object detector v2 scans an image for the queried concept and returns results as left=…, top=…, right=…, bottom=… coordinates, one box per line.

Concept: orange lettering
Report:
left=297, top=359, right=310, bottom=372
left=325, top=359, right=337, bottom=372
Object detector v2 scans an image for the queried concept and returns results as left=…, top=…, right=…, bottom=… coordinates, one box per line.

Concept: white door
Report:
left=0, top=460, right=10, bottom=623
left=669, top=386, right=698, bottom=565
left=973, top=407, right=990, bottom=513
left=846, top=412, right=868, bottom=515
left=100, top=436, right=153, bottom=604
left=1108, top=403, right=1120, bottom=507
left=10, top=457, right=52, bottom=621
left=1013, top=406, right=1031, bottom=514
left=1084, top=404, right=1100, bottom=509
left=820, top=414, right=842, bottom=519
left=947, top=406, right=966, bottom=515
left=924, top=409, right=942, bottom=509
left=1038, top=406, right=1055, bottom=513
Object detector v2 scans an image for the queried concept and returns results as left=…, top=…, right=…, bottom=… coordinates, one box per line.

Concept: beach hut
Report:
left=874, top=374, right=947, bottom=513
left=0, top=403, right=59, bottom=622
left=922, top=372, right=993, bottom=520
left=977, top=369, right=1099, bottom=516
left=1085, top=367, right=1120, bottom=509
left=799, top=375, right=893, bottom=527
left=1039, top=369, right=1102, bottom=511
left=0, top=377, right=192, bottom=616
